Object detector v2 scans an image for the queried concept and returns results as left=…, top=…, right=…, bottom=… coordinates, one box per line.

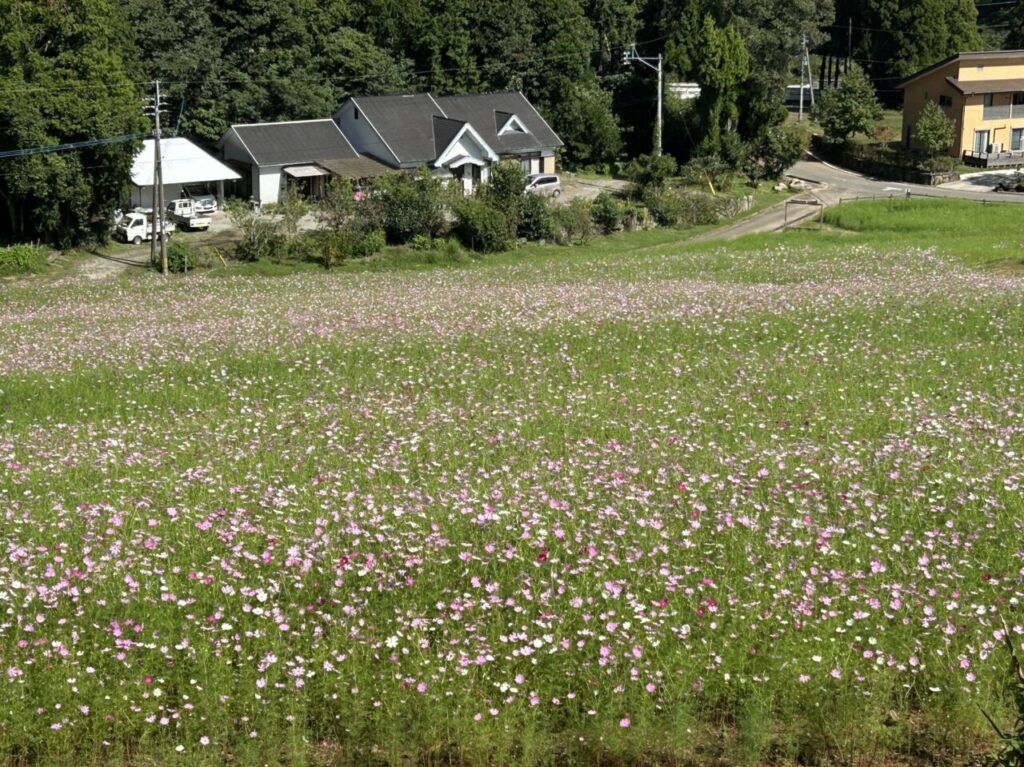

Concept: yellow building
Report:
left=900, top=50, right=1024, bottom=166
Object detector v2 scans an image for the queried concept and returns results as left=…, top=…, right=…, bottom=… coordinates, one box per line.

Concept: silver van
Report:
left=524, top=174, right=561, bottom=197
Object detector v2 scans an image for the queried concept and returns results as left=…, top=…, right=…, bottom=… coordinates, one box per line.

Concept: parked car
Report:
left=183, top=188, right=218, bottom=214
left=524, top=174, right=561, bottom=197
left=116, top=211, right=175, bottom=245
left=166, top=199, right=212, bottom=231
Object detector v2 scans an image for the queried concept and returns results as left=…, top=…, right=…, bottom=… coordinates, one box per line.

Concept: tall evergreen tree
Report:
left=0, top=0, right=147, bottom=244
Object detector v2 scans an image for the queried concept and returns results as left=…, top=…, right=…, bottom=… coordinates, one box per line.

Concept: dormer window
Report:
left=498, top=114, right=530, bottom=136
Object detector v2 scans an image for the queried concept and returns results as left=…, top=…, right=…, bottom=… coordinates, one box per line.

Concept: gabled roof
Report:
left=432, top=116, right=466, bottom=158
left=435, top=92, right=563, bottom=152
left=433, top=121, right=499, bottom=167
left=224, top=119, right=358, bottom=166
left=132, top=137, right=240, bottom=187
left=899, top=50, right=1024, bottom=89
left=348, top=94, right=446, bottom=165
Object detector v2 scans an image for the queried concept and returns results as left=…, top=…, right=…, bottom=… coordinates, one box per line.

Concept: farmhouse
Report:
left=130, top=137, right=240, bottom=209
left=217, top=119, right=390, bottom=205
left=334, top=92, right=562, bottom=194
left=900, top=49, right=1024, bottom=166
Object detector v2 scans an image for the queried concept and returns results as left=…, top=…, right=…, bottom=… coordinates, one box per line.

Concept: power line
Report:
left=0, top=134, right=143, bottom=161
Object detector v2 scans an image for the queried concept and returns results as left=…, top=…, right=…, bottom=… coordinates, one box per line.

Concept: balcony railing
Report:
left=962, top=149, right=1024, bottom=168
left=983, top=104, right=1011, bottom=120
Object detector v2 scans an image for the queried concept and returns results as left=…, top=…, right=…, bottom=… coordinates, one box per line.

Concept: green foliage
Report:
left=0, top=244, right=48, bottom=276
left=981, top=628, right=1024, bottom=767
left=914, top=101, right=955, bottom=158
left=551, top=198, right=595, bottom=245
left=454, top=197, right=512, bottom=252
left=590, top=191, right=627, bottom=233
left=642, top=187, right=721, bottom=227
left=367, top=171, right=449, bottom=244
left=814, top=67, right=883, bottom=143
left=166, top=240, right=198, bottom=273
left=746, top=125, right=810, bottom=180
left=555, top=83, right=623, bottom=167
left=680, top=154, right=734, bottom=193
left=226, top=200, right=285, bottom=262
left=0, top=0, right=147, bottom=246
left=481, top=162, right=527, bottom=237
left=624, top=153, right=679, bottom=198
left=518, top=192, right=556, bottom=241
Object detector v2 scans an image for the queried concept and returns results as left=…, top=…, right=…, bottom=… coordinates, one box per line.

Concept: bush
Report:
left=642, top=187, right=721, bottom=227
left=481, top=162, right=526, bottom=235
left=746, top=125, right=810, bottom=181
left=518, top=192, right=556, bottom=241
left=366, top=170, right=449, bottom=244
left=226, top=200, right=286, bottom=262
left=551, top=199, right=594, bottom=245
left=680, top=154, right=734, bottom=193
left=624, top=153, right=679, bottom=198
left=590, top=191, right=626, bottom=234
left=0, top=244, right=48, bottom=276
left=166, top=240, right=198, bottom=273
left=813, top=65, right=882, bottom=143
left=454, top=198, right=512, bottom=253
left=291, top=228, right=387, bottom=269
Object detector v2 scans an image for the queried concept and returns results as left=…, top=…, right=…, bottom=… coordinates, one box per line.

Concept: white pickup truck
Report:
left=116, top=211, right=176, bottom=245
left=166, top=199, right=212, bottom=231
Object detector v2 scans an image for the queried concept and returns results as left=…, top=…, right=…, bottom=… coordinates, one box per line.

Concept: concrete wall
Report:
left=956, top=60, right=1024, bottom=83
left=258, top=166, right=285, bottom=205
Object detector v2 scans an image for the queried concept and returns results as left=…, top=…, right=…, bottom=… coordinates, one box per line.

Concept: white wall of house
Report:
left=258, top=166, right=285, bottom=205
left=334, top=102, right=400, bottom=167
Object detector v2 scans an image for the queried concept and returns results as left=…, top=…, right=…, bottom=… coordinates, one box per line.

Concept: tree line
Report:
left=0, top=0, right=1007, bottom=245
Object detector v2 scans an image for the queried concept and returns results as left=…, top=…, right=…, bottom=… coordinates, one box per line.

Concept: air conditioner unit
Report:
left=989, top=142, right=1003, bottom=153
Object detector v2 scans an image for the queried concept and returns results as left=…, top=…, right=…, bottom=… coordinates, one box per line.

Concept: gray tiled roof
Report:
left=231, top=120, right=358, bottom=166
left=435, top=92, right=563, bottom=153
left=350, top=94, right=446, bottom=165
left=433, top=116, right=467, bottom=158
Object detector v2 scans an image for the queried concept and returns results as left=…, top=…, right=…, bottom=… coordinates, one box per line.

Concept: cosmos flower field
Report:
left=2, top=204, right=1023, bottom=766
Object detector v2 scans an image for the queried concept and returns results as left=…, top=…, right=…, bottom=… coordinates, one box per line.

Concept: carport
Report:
left=130, top=137, right=241, bottom=209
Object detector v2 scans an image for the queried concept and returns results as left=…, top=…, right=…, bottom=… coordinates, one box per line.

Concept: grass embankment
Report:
left=0, top=198, right=1022, bottom=767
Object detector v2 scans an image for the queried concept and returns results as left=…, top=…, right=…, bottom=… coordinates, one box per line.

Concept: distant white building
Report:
left=130, top=137, right=240, bottom=208
left=667, top=82, right=702, bottom=101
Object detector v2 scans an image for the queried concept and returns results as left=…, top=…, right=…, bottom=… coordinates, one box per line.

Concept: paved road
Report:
left=790, top=155, right=1024, bottom=204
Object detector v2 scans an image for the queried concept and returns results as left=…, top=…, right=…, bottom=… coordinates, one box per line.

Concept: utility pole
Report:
left=623, top=44, right=663, bottom=156
left=847, top=18, right=853, bottom=73
left=145, top=80, right=169, bottom=274
left=798, top=34, right=815, bottom=122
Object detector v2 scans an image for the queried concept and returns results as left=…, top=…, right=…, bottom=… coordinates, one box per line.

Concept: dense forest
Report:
left=0, top=0, right=1010, bottom=244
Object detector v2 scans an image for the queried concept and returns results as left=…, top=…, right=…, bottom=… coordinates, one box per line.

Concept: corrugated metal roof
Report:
left=132, top=137, right=240, bottom=187
left=230, top=120, right=358, bottom=166
left=350, top=94, right=445, bottom=165
left=435, top=92, right=563, bottom=152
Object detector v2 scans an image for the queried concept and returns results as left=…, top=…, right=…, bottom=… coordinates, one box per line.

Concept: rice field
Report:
left=1, top=199, right=1023, bottom=766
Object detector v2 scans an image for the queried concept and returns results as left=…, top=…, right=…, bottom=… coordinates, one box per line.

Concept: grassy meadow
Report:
left=1, top=198, right=1023, bottom=766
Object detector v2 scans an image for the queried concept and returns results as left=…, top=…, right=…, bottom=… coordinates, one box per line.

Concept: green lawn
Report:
left=0, top=198, right=1022, bottom=767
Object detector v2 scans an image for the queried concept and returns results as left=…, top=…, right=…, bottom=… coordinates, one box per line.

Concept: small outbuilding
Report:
left=130, top=137, right=241, bottom=209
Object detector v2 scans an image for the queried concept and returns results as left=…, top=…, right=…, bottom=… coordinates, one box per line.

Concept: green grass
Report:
left=0, top=198, right=1022, bottom=767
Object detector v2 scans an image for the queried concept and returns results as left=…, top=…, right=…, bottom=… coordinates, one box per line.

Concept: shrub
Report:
left=409, top=234, right=434, bottom=251
left=680, top=154, right=733, bottom=193
left=642, top=187, right=721, bottom=227
left=590, top=191, right=626, bottom=234
left=915, top=100, right=955, bottom=159
left=226, top=200, right=286, bottom=262
left=624, top=153, right=679, bottom=198
left=482, top=162, right=526, bottom=235
left=366, top=170, right=449, bottom=244
left=551, top=199, right=594, bottom=245
left=746, top=125, right=810, bottom=181
left=518, top=192, right=556, bottom=241
left=454, top=198, right=512, bottom=253
left=166, top=240, right=198, bottom=273
left=0, top=244, right=48, bottom=276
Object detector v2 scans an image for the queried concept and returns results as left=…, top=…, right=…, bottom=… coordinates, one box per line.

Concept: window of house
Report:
left=1013, top=128, right=1024, bottom=151
left=1014, top=93, right=1024, bottom=106
left=938, top=95, right=952, bottom=107
left=983, top=94, right=994, bottom=107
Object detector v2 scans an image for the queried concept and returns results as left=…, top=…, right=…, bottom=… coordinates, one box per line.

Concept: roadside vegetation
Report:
left=1, top=197, right=1023, bottom=766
